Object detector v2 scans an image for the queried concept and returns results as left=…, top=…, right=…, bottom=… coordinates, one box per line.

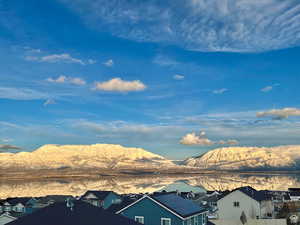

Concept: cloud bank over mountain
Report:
left=180, top=131, right=238, bottom=146
left=61, top=0, right=300, bottom=52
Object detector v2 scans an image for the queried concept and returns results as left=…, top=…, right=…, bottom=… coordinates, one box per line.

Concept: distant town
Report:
left=1, top=186, right=299, bottom=225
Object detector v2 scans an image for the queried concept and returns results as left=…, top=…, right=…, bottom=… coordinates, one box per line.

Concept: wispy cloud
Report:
left=46, top=75, right=86, bottom=85
left=61, top=0, right=300, bottom=52
left=212, top=88, right=228, bottom=94
left=25, top=53, right=96, bottom=65
left=180, top=131, right=238, bottom=146
left=261, top=83, right=279, bottom=92
left=43, top=99, right=56, bottom=107
left=153, top=55, right=178, bottom=66
left=93, top=78, right=146, bottom=92
left=0, top=87, right=48, bottom=100
left=23, top=46, right=42, bottom=53
left=173, top=74, right=185, bottom=80
left=1, top=138, right=13, bottom=143
left=257, top=108, right=300, bottom=120
left=261, top=86, right=273, bottom=92
left=103, top=59, right=114, bottom=67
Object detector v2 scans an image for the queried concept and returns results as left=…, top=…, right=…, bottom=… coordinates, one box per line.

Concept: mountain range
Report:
left=0, top=144, right=175, bottom=171
left=184, top=145, right=300, bottom=171
left=1, top=144, right=300, bottom=172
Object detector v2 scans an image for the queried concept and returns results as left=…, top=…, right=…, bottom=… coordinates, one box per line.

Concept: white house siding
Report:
left=218, top=190, right=261, bottom=220
left=260, top=200, right=274, bottom=218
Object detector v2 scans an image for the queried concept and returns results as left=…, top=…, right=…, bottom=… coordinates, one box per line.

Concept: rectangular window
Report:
left=187, top=218, right=192, bottom=225
left=233, top=202, right=240, bottom=207
left=161, top=218, right=171, bottom=225
left=202, top=213, right=206, bottom=224
left=135, top=216, right=144, bottom=224
left=194, top=216, right=198, bottom=225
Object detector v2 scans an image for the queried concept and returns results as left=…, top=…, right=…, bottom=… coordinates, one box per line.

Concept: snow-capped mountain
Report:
left=0, top=144, right=175, bottom=170
left=184, top=145, right=300, bottom=171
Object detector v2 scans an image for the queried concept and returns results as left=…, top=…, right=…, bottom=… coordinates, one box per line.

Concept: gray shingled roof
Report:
left=81, top=191, right=114, bottom=200
left=151, top=193, right=206, bottom=218
left=218, top=186, right=271, bottom=202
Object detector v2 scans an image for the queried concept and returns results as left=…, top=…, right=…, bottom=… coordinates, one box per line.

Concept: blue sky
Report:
left=1, top=0, right=300, bottom=159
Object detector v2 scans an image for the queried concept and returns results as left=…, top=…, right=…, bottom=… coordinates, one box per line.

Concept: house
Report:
left=6, top=200, right=141, bottom=225
left=289, top=192, right=300, bottom=201
left=7, top=197, right=36, bottom=213
left=106, top=196, right=139, bottom=214
left=0, top=202, right=11, bottom=213
left=0, top=197, right=39, bottom=215
left=80, top=191, right=121, bottom=209
left=117, top=192, right=208, bottom=225
left=36, top=195, right=75, bottom=208
left=217, top=186, right=274, bottom=221
left=0, top=213, right=17, bottom=225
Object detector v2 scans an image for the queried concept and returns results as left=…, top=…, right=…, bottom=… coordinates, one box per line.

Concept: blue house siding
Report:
left=119, top=197, right=207, bottom=225
left=120, top=198, right=183, bottom=225
left=103, top=192, right=122, bottom=209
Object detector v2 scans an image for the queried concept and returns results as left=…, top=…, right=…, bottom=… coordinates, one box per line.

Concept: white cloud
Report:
left=47, top=75, right=67, bottom=83
left=257, top=108, right=300, bottom=120
left=46, top=75, right=86, bottom=86
left=173, top=74, right=185, bottom=80
left=43, top=99, right=56, bottom=106
left=212, top=88, right=228, bottom=94
left=180, top=131, right=214, bottom=146
left=103, top=59, right=114, bottom=67
left=180, top=131, right=239, bottom=146
left=61, top=0, right=300, bottom=52
left=93, top=78, right=146, bottom=92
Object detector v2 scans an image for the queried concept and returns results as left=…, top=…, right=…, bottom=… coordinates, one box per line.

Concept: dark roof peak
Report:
left=6, top=201, right=140, bottom=225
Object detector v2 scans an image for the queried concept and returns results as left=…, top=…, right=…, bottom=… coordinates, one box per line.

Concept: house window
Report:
left=161, top=218, right=171, bottom=225
left=187, top=218, right=192, bottom=225
left=194, top=216, right=198, bottom=225
left=135, top=216, right=144, bottom=224
left=233, top=201, right=240, bottom=207
left=202, top=213, right=206, bottom=224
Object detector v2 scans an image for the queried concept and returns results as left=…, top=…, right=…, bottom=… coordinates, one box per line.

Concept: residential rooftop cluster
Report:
left=0, top=187, right=299, bottom=225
